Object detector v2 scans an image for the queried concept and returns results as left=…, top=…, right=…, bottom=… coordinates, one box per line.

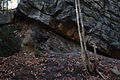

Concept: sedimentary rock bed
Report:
left=14, top=0, right=120, bottom=58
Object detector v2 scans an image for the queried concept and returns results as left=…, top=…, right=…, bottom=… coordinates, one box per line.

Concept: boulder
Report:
left=16, top=0, right=120, bottom=58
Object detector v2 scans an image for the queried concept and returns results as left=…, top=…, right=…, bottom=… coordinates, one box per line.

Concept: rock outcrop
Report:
left=15, top=0, right=120, bottom=58
left=31, top=27, right=81, bottom=54
left=0, top=11, right=14, bottom=26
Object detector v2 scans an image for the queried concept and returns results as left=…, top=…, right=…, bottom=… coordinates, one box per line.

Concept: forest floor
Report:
left=0, top=50, right=120, bottom=80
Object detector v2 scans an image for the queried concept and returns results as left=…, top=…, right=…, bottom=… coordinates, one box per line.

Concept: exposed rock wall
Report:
left=16, top=0, right=120, bottom=58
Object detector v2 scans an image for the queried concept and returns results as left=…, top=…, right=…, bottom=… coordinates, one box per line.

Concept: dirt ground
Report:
left=0, top=51, right=120, bottom=80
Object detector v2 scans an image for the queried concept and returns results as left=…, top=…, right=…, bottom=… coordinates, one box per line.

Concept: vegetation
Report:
left=0, top=0, right=7, bottom=10
left=0, top=0, right=19, bottom=10
left=34, top=49, right=45, bottom=58
left=0, top=25, right=21, bottom=57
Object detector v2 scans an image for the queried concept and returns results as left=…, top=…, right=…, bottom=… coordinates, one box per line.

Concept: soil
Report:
left=0, top=51, right=120, bottom=80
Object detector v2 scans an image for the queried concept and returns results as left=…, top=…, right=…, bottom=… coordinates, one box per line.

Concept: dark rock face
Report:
left=0, top=25, right=21, bottom=57
left=31, top=27, right=81, bottom=54
left=17, top=0, right=120, bottom=58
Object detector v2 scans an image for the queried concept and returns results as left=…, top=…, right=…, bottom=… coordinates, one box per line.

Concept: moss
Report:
left=0, top=25, right=21, bottom=57
left=34, top=49, right=44, bottom=58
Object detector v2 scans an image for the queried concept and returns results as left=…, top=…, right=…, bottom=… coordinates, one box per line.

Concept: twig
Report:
left=93, top=43, right=98, bottom=68
left=96, top=69, right=106, bottom=80
left=93, top=43, right=106, bottom=80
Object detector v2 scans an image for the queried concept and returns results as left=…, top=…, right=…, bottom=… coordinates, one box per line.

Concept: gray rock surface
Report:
left=31, top=27, right=81, bottom=54
left=0, top=11, right=14, bottom=25
left=17, top=0, right=120, bottom=58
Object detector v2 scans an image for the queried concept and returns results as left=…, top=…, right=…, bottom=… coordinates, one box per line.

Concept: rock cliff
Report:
left=15, top=0, right=120, bottom=58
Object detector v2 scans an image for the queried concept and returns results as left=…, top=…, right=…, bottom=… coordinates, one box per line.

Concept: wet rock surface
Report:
left=16, top=0, right=120, bottom=58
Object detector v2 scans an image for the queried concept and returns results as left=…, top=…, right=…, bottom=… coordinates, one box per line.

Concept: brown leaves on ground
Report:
left=0, top=51, right=120, bottom=80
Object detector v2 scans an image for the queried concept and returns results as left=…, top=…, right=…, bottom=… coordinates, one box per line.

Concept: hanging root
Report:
left=96, top=69, right=106, bottom=80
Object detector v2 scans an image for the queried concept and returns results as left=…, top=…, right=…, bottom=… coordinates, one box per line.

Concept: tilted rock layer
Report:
left=17, top=0, right=120, bottom=58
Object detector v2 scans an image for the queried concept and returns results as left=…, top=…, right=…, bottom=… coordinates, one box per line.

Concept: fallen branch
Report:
left=93, top=43, right=98, bottom=69
left=96, top=69, right=106, bottom=80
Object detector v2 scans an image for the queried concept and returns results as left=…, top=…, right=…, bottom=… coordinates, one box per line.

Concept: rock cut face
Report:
left=17, top=0, right=120, bottom=58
